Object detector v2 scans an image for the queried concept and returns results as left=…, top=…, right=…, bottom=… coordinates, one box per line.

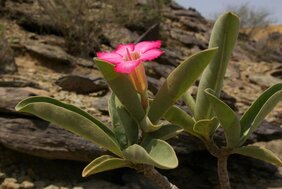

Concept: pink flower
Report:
left=97, top=40, right=163, bottom=74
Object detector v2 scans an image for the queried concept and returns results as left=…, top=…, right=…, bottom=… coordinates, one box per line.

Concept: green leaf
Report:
left=140, top=116, right=162, bottom=132
left=195, top=12, right=240, bottom=120
left=82, top=155, right=133, bottom=177
left=15, top=96, right=123, bottom=157
left=232, top=146, right=282, bottom=166
left=193, top=117, right=218, bottom=141
left=182, top=90, right=196, bottom=115
left=95, top=59, right=145, bottom=122
left=163, top=105, right=196, bottom=136
left=112, top=126, right=127, bottom=149
left=148, top=124, right=183, bottom=141
left=123, top=139, right=178, bottom=169
left=240, top=83, right=282, bottom=144
left=108, top=92, right=121, bottom=129
left=109, top=93, right=138, bottom=146
left=108, top=93, right=127, bottom=148
left=148, top=48, right=218, bottom=124
left=205, top=88, right=241, bottom=148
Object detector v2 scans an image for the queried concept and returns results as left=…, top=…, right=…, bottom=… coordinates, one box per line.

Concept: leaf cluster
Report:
left=15, top=12, right=282, bottom=181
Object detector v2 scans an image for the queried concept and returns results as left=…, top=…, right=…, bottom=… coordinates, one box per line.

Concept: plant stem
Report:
left=137, top=165, right=178, bottom=189
left=217, top=155, right=230, bottom=189
left=140, top=91, right=148, bottom=110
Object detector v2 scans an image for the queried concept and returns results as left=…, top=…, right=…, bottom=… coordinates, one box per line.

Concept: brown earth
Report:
left=250, top=25, right=282, bottom=40
left=0, top=0, right=282, bottom=189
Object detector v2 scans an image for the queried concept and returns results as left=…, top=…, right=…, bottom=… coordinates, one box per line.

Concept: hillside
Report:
left=0, top=0, right=282, bottom=189
left=251, top=25, right=282, bottom=40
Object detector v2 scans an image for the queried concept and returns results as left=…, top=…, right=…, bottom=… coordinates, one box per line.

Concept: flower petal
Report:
left=115, top=60, right=141, bottom=74
left=115, top=44, right=135, bottom=56
left=96, top=52, right=123, bottom=64
left=140, top=49, right=164, bottom=61
left=134, top=40, right=162, bottom=53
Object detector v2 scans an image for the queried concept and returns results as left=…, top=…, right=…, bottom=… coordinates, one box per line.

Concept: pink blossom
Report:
left=97, top=41, right=163, bottom=74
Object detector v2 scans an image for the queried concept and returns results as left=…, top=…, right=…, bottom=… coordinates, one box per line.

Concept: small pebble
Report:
left=0, top=172, right=6, bottom=178
left=21, top=181, right=35, bottom=189
left=3, top=178, right=17, bottom=183
left=44, top=185, right=59, bottom=189
left=72, top=187, right=83, bottom=189
left=2, top=178, right=20, bottom=189
left=0, top=172, right=6, bottom=182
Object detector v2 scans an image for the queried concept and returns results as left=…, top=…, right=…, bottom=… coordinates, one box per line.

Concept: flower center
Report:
left=125, top=48, right=140, bottom=61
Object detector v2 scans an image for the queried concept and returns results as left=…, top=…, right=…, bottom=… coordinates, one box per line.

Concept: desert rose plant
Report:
left=161, top=12, right=282, bottom=189
left=15, top=11, right=282, bottom=189
left=16, top=38, right=218, bottom=188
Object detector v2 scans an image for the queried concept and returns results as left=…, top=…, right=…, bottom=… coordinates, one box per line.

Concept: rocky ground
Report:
left=0, top=0, right=282, bottom=188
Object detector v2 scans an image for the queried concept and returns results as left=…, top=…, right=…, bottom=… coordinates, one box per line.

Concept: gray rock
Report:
left=252, top=121, right=282, bottom=142
left=92, top=92, right=110, bottom=114
left=157, top=48, right=182, bottom=66
left=0, top=172, right=5, bottom=180
left=6, top=1, right=61, bottom=36
left=0, top=78, right=41, bottom=88
left=21, top=181, right=35, bottom=189
left=147, top=77, right=162, bottom=95
left=0, top=87, right=36, bottom=113
left=0, top=117, right=106, bottom=161
left=179, top=17, right=207, bottom=32
left=249, top=74, right=282, bottom=89
left=170, top=1, right=184, bottom=10
left=24, top=40, right=73, bottom=65
left=55, top=75, right=108, bottom=94
left=77, top=179, right=122, bottom=189
left=220, top=90, right=238, bottom=111
left=173, top=9, right=204, bottom=19
left=1, top=178, right=20, bottom=189
left=170, top=28, right=207, bottom=49
left=43, top=185, right=59, bottom=189
left=135, top=23, right=160, bottom=43
left=146, top=62, right=174, bottom=78
left=102, top=24, right=139, bottom=48
left=74, top=57, right=94, bottom=68
left=270, top=69, right=282, bottom=80
left=0, top=30, right=17, bottom=74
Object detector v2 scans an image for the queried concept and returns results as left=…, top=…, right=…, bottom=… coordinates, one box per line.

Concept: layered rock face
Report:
left=0, top=0, right=281, bottom=188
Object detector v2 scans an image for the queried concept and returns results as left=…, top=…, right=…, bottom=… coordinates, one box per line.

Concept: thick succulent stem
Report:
left=140, top=91, right=149, bottom=110
left=205, top=142, right=231, bottom=189
left=217, top=155, right=230, bottom=189
left=137, top=165, right=178, bottom=189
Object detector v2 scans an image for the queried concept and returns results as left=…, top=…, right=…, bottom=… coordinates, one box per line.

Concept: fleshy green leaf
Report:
left=205, top=89, right=241, bottom=148
left=232, top=146, right=282, bottom=166
left=148, top=48, right=218, bottom=124
left=193, top=117, right=218, bottom=141
left=123, top=139, right=178, bottom=169
left=109, top=93, right=138, bottom=146
left=108, top=92, right=121, bottom=128
left=163, top=105, right=196, bottom=136
left=195, top=12, right=240, bottom=120
left=112, top=126, right=127, bottom=149
left=95, top=59, right=145, bottom=122
left=15, top=96, right=123, bottom=157
left=240, top=83, right=282, bottom=144
left=82, top=155, right=133, bottom=177
left=148, top=124, right=183, bottom=141
left=140, top=116, right=162, bottom=132
left=108, top=93, right=127, bottom=148
left=182, top=90, right=196, bottom=115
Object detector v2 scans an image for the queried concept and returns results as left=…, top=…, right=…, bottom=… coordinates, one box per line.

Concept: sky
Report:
left=175, top=0, right=282, bottom=24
